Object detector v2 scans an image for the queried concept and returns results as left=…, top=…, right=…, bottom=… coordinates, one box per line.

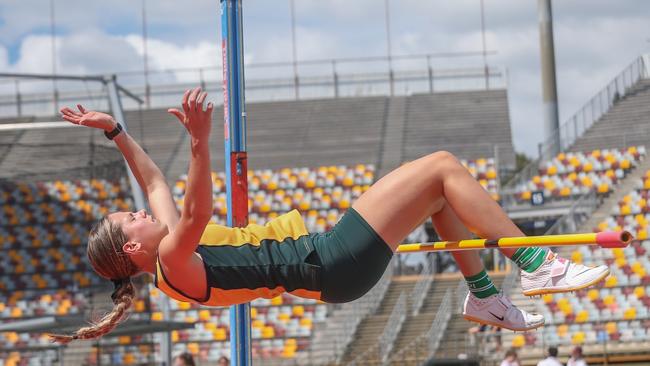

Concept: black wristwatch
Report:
left=104, top=123, right=123, bottom=140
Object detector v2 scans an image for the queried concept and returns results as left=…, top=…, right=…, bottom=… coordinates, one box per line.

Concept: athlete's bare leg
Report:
left=352, top=151, right=521, bottom=254
left=431, top=202, right=485, bottom=277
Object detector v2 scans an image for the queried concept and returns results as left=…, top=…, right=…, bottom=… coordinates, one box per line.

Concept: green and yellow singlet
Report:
left=154, top=210, right=322, bottom=306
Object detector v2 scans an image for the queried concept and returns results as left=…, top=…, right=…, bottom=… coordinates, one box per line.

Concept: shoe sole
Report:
left=463, top=314, right=544, bottom=332
left=522, top=268, right=610, bottom=297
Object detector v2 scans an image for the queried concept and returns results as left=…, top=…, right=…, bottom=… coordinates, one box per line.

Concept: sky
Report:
left=0, top=0, right=648, bottom=157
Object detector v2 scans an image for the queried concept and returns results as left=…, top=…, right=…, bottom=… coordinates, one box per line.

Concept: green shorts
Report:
left=307, top=208, right=394, bottom=303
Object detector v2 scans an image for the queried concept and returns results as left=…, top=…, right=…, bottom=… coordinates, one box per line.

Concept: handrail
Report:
left=410, top=258, right=435, bottom=316
left=380, top=292, right=408, bottom=364
left=545, top=189, right=599, bottom=235
left=346, top=291, right=407, bottom=366
left=503, top=55, right=648, bottom=193
left=389, top=287, right=454, bottom=365
left=426, top=288, right=454, bottom=359
left=455, top=278, right=469, bottom=314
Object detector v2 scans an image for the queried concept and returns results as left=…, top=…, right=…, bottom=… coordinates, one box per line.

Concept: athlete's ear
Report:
left=122, top=241, right=142, bottom=255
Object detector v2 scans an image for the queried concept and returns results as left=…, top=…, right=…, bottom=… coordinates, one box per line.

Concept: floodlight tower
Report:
left=538, top=0, right=560, bottom=159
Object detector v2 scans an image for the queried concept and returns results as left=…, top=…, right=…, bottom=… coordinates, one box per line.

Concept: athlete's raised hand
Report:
left=168, top=87, right=213, bottom=140
left=60, top=105, right=117, bottom=131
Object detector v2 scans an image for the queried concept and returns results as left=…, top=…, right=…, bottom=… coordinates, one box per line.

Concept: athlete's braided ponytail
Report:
left=48, top=278, right=135, bottom=344
left=49, top=217, right=140, bottom=344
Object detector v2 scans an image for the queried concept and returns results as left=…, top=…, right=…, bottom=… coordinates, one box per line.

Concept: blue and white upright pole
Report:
left=221, top=0, right=252, bottom=365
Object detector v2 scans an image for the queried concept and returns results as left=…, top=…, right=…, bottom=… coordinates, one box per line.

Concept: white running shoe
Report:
left=462, top=292, right=545, bottom=331
left=521, top=252, right=610, bottom=296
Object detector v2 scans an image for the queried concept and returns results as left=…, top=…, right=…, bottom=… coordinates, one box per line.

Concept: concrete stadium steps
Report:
left=340, top=281, right=415, bottom=364
left=434, top=273, right=505, bottom=361
left=570, top=79, right=650, bottom=153
left=387, top=277, right=459, bottom=366
left=403, top=90, right=516, bottom=168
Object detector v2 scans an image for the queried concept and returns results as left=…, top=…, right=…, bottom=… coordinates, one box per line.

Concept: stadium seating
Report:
left=516, top=147, right=645, bottom=201
left=0, top=156, right=497, bottom=364
left=506, top=168, right=650, bottom=354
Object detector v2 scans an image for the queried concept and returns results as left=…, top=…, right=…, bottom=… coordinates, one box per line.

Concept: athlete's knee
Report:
left=428, top=150, right=464, bottom=175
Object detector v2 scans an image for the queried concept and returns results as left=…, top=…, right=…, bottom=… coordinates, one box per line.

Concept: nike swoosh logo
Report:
left=488, top=311, right=504, bottom=321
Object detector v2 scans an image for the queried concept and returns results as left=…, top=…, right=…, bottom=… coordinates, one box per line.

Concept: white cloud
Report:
left=1, top=0, right=649, bottom=157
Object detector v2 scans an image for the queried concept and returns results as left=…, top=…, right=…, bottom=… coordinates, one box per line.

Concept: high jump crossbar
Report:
left=396, top=231, right=633, bottom=254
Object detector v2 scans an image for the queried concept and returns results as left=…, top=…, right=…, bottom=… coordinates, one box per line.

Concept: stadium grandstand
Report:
left=1, top=4, right=650, bottom=366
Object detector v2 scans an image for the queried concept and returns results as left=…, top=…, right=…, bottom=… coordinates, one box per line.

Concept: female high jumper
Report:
left=51, top=88, right=609, bottom=343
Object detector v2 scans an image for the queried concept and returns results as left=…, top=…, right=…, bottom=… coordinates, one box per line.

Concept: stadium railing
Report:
left=410, top=259, right=435, bottom=316
left=503, top=54, right=649, bottom=194
left=545, top=189, right=599, bottom=235
left=347, top=291, right=407, bottom=366
left=389, top=287, right=453, bottom=365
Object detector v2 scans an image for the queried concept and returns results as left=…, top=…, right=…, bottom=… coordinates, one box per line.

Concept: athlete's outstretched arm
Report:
left=60, top=105, right=179, bottom=230
left=159, top=87, right=214, bottom=261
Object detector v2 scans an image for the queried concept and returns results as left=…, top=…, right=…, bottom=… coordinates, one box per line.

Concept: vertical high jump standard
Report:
left=221, top=0, right=252, bottom=365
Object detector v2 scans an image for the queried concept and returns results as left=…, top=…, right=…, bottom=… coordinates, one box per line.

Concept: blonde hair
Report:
left=49, top=217, right=140, bottom=344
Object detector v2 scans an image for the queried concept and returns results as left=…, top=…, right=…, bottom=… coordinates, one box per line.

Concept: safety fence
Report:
left=0, top=53, right=505, bottom=118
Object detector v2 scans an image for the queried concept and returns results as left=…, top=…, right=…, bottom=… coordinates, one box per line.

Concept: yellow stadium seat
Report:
left=300, top=318, right=312, bottom=328
left=521, top=191, right=532, bottom=200
left=605, top=275, right=617, bottom=288
left=603, top=295, right=615, bottom=306
left=278, top=313, right=290, bottom=323
left=587, top=289, right=599, bottom=301
left=571, top=251, right=583, bottom=264
left=172, top=331, right=179, bottom=342
left=262, top=326, right=275, bottom=338
left=271, top=296, right=283, bottom=306
left=512, top=334, right=526, bottom=348
left=624, top=308, right=637, bottom=320
left=118, top=336, right=131, bottom=345
left=621, top=159, right=631, bottom=169
left=135, top=300, right=145, bottom=312
left=282, top=345, right=296, bottom=358
left=151, top=312, right=163, bottom=321
left=292, top=305, right=304, bottom=317
left=252, top=320, right=264, bottom=329
left=557, top=324, right=568, bottom=337
left=634, top=286, right=645, bottom=298
left=620, top=205, right=632, bottom=215
left=251, top=307, right=258, bottom=319
left=576, top=310, right=589, bottom=323
left=542, top=294, right=554, bottom=304
left=572, top=332, right=585, bottom=345
left=214, top=328, right=227, bottom=341
left=187, top=343, right=199, bottom=355
left=199, top=310, right=211, bottom=322
left=597, top=183, right=610, bottom=193
left=606, top=322, right=617, bottom=334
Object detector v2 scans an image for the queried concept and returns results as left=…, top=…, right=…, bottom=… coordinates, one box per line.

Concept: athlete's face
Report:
left=108, top=209, right=168, bottom=255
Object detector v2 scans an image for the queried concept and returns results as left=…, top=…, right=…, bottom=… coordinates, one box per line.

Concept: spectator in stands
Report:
left=537, top=346, right=562, bottom=366
left=173, top=352, right=195, bottom=366
left=500, top=348, right=520, bottom=366
left=567, top=346, right=587, bottom=366
left=50, top=87, right=610, bottom=344
left=217, top=355, right=230, bottom=366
